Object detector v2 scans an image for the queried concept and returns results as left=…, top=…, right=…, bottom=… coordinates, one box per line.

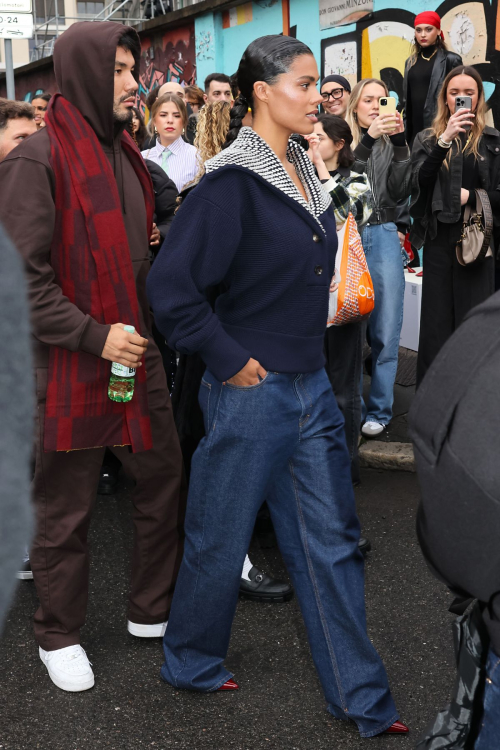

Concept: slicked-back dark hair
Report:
left=32, top=92, right=51, bottom=103
left=224, top=35, right=313, bottom=149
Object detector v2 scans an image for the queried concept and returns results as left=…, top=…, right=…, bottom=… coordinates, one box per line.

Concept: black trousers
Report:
left=417, top=221, right=494, bottom=386
left=324, top=320, right=363, bottom=484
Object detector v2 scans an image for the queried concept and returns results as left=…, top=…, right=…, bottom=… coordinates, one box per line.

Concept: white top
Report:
left=142, top=136, right=199, bottom=193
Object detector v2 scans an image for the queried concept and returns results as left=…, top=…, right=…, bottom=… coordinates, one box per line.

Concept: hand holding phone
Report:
left=455, top=96, right=473, bottom=131
left=378, top=96, right=397, bottom=133
left=441, top=98, right=475, bottom=142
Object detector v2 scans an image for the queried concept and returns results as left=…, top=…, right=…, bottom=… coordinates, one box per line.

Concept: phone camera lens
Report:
left=381, top=98, right=387, bottom=105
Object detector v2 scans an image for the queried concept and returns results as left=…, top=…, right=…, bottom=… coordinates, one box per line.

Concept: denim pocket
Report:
left=381, top=222, right=398, bottom=232
left=224, top=370, right=271, bottom=390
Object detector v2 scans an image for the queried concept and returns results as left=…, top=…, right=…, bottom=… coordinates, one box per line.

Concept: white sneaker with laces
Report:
left=39, top=644, right=94, bottom=692
left=127, top=620, right=167, bottom=638
left=361, top=421, right=385, bottom=438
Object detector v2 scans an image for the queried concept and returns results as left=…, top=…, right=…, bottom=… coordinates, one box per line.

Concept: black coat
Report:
left=402, top=48, right=463, bottom=132
left=409, top=126, right=500, bottom=250
left=145, top=159, right=178, bottom=243
left=409, top=289, right=500, bottom=654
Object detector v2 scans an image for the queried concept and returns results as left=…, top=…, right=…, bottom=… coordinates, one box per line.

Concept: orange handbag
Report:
left=327, top=212, right=375, bottom=327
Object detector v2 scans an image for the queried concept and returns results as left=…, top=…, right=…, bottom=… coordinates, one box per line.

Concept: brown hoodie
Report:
left=0, top=22, right=151, bottom=369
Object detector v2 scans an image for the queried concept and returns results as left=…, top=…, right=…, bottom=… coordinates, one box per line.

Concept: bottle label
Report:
left=111, top=362, right=136, bottom=377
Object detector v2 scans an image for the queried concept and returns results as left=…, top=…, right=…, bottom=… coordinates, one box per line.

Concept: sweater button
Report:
left=312, top=233, right=321, bottom=242
left=314, top=265, right=323, bottom=275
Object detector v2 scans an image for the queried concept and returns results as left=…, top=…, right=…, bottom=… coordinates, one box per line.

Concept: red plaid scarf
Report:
left=44, top=93, right=154, bottom=453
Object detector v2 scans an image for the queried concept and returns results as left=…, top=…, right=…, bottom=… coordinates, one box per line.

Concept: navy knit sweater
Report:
left=147, top=163, right=338, bottom=382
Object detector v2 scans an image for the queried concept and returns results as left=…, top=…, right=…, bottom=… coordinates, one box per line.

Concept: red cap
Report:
left=414, top=11, right=444, bottom=39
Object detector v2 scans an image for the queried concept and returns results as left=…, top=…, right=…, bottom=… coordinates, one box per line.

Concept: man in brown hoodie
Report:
left=0, top=22, right=185, bottom=692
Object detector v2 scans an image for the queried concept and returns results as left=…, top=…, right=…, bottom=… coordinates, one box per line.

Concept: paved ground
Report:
left=0, top=470, right=456, bottom=750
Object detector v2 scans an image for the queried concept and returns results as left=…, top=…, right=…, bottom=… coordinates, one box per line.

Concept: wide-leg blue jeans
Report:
left=160, top=368, right=399, bottom=737
left=361, top=222, right=405, bottom=425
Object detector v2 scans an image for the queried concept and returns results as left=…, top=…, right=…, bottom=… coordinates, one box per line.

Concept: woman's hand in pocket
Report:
left=226, top=358, right=267, bottom=386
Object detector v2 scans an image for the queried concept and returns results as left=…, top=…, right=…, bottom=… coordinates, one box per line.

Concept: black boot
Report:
left=239, top=566, right=294, bottom=603
left=358, top=537, right=371, bottom=555
left=97, top=465, right=119, bottom=495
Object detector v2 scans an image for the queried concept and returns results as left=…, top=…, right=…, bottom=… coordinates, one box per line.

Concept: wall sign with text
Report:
left=319, top=0, right=373, bottom=30
left=0, top=11, right=33, bottom=38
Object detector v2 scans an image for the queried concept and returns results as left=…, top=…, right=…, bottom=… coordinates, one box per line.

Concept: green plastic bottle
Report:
left=108, top=325, right=136, bottom=403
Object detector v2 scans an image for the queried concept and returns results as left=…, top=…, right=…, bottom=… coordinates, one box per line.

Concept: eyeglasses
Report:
left=321, top=88, right=345, bottom=102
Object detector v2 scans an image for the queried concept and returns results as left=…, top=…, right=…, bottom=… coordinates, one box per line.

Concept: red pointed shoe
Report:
left=218, top=679, right=239, bottom=691
left=384, top=720, right=409, bottom=734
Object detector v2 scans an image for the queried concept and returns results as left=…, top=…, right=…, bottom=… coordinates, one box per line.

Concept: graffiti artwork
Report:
left=138, top=24, right=196, bottom=118
left=321, top=1, right=500, bottom=126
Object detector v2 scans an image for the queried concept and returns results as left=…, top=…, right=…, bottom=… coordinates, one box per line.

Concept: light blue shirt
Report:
left=142, top=136, right=199, bottom=193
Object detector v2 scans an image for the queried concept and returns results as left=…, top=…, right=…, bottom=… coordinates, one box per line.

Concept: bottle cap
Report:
left=124, top=325, right=135, bottom=334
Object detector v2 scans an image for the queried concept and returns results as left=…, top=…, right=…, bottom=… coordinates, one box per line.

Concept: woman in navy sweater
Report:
left=147, top=35, right=407, bottom=739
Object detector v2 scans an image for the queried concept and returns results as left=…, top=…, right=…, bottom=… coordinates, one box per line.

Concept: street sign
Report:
left=0, top=0, right=32, bottom=12
left=0, top=11, right=33, bottom=38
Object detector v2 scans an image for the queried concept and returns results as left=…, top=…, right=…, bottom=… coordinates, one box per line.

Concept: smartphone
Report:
left=455, top=95, right=473, bottom=131
left=378, top=96, right=397, bottom=132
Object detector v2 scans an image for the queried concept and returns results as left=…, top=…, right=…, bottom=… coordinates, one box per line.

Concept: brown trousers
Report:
left=31, top=345, right=186, bottom=650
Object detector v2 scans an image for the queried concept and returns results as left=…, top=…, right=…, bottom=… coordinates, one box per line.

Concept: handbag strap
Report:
left=475, top=188, right=493, bottom=259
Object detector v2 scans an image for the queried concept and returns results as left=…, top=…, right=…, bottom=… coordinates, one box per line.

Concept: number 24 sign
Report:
left=0, top=12, right=34, bottom=38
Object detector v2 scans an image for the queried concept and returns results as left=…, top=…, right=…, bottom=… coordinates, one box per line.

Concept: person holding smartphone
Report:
left=345, top=79, right=411, bottom=438
left=411, top=66, right=500, bottom=384
left=402, top=11, right=462, bottom=149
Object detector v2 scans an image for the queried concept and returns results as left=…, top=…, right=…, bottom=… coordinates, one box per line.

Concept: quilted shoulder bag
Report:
left=456, top=188, right=493, bottom=266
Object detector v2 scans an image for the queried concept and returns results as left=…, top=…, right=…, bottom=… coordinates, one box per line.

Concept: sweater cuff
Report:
left=389, top=132, right=407, bottom=148
left=361, top=132, right=377, bottom=149
left=392, top=144, right=410, bottom=162
left=197, top=325, right=253, bottom=382
left=79, top=317, right=111, bottom=357
left=320, top=176, right=338, bottom=193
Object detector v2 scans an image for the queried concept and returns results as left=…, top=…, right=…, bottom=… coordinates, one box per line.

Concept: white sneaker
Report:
left=361, top=421, right=385, bottom=438
left=127, top=620, right=167, bottom=638
left=39, top=645, right=94, bottom=692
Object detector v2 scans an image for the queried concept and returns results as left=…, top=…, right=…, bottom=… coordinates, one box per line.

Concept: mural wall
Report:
left=319, top=2, right=500, bottom=124
left=2, top=0, right=500, bottom=129
left=138, top=23, right=196, bottom=118
left=0, top=63, right=56, bottom=101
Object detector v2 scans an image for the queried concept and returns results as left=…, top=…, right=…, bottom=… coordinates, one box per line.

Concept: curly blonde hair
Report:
left=194, top=101, right=231, bottom=179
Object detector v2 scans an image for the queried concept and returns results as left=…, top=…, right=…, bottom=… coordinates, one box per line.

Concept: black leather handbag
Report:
left=416, top=601, right=490, bottom=749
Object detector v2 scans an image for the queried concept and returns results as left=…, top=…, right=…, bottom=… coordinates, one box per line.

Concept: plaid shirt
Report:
left=321, top=167, right=373, bottom=232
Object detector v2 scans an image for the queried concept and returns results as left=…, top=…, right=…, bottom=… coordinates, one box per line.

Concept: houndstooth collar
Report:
left=205, top=127, right=331, bottom=233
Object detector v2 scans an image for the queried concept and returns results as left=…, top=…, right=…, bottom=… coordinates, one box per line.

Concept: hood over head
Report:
left=53, top=21, right=141, bottom=145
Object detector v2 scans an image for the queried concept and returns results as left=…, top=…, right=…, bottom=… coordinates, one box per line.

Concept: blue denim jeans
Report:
left=161, top=368, right=399, bottom=737
left=361, top=223, right=405, bottom=425
left=475, top=646, right=500, bottom=749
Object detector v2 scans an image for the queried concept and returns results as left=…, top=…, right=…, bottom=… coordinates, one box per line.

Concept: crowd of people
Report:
left=1, top=7, right=499, bottom=745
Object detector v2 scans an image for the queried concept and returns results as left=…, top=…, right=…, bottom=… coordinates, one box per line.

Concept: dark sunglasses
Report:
left=321, top=88, right=345, bottom=101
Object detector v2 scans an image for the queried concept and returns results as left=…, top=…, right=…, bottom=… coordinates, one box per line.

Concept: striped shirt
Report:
left=142, top=136, right=199, bottom=193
